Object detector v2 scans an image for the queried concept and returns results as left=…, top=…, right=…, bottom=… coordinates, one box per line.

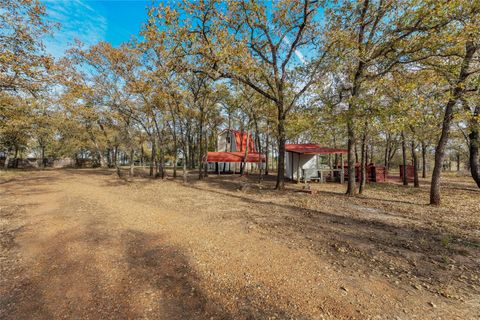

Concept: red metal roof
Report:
left=285, top=144, right=348, bottom=155
left=220, top=129, right=256, bottom=153
left=206, top=152, right=265, bottom=163
left=234, top=131, right=256, bottom=153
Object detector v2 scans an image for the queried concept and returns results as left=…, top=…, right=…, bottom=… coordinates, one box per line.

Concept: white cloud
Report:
left=43, top=0, right=107, bottom=58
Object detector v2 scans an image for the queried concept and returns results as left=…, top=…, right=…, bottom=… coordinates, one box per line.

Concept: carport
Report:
left=285, top=144, right=348, bottom=183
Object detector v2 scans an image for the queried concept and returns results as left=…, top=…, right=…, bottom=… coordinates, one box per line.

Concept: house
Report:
left=206, top=129, right=265, bottom=173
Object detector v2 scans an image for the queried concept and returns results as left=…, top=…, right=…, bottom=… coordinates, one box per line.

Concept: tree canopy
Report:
left=1, top=0, right=480, bottom=205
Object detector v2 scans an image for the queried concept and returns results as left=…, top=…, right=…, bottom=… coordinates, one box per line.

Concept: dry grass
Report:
left=0, top=168, right=479, bottom=319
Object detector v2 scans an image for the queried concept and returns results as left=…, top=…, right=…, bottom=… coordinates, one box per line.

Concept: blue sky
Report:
left=42, top=0, right=322, bottom=65
left=43, top=0, right=151, bottom=57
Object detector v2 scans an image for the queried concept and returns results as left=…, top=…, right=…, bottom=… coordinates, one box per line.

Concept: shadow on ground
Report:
left=0, top=173, right=295, bottom=319
left=2, top=169, right=479, bottom=319
left=180, top=174, right=480, bottom=298
left=62, top=169, right=480, bottom=298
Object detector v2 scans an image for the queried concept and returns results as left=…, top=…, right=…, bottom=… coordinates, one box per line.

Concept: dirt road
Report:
left=1, top=170, right=478, bottom=319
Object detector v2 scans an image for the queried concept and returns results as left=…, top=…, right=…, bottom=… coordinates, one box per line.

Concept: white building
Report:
left=285, top=144, right=347, bottom=183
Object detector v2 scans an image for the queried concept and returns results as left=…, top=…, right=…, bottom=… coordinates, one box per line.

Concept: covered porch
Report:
left=206, top=151, right=265, bottom=173
left=285, top=144, right=348, bottom=183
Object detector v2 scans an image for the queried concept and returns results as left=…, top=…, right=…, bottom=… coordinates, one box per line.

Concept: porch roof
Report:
left=206, top=152, right=265, bottom=163
left=285, top=144, right=348, bottom=155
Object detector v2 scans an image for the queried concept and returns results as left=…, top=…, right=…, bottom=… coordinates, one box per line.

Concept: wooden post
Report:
left=297, top=153, right=300, bottom=183
left=290, top=152, right=294, bottom=181
left=340, top=153, right=345, bottom=184
left=329, top=154, right=333, bottom=182
left=304, top=169, right=308, bottom=189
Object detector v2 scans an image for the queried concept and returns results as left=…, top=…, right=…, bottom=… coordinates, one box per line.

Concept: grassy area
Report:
left=1, top=169, right=479, bottom=319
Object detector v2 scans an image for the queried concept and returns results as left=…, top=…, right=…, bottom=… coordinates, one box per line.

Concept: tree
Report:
left=325, top=0, right=451, bottom=195
left=58, top=42, right=133, bottom=168
left=0, top=0, right=54, bottom=95
left=425, top=3, right=480, bottom=204
left=173, top=0, right=328, bottom=189
left=1, top=0, right=55, bottom=167
left=462, top=99, right=480, bottom=188
left=0, top=94, right=32, bottom=168
left=457, top=68, right=480, bottom=188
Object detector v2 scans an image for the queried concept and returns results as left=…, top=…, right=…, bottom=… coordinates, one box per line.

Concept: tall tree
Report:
left=427, top=3, right=480, bottom=205
left=173, top=0, right=328, bottom=189
left=325, top=0, right=449, bottom=195
left=0, top=0, right=53, bottom=94
left=462, top=98, right=480, bottom=188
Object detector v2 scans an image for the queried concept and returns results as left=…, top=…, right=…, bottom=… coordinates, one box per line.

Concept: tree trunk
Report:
left=421, top=142, right=427, bottom=178
left=359, top=124, right=368, bottom=194
left=369, top=141, right=374, bottom=164
left=359, top=141, right=366, bottom=194
left=116, top=165, right=122, bottom=179
left=273, top=139, right=277, bottom=172
left=354, top=143, right=359, bottom=164
left=40, top=145, right=46, bottom=169
left=106, top=148, right=112, bottom=168
left=13, top=146, right=18, bottom=168
left=384, top=135, right=390, bottom=168
left=275, top=112, right=286, bottom=190
left=401, top=132, right=408, bottom=186
left=345, top=0, right=368, bottom=195
left=99, top=151, right=107, bottom=168
left=411, top=141, right=419, bottom=188
left=253, top=121, right=263, bottom=182
left=203, top=129, right=208, bottom=178
left=153, top=118, right=165, bottom=179
left=3, top=150, right=10, bottom=169
left=188, top=140, right=194, bottom=169
left=198, top=109, right=204, bottom=180
left=74, top=153, right=79, bottom=168
left=387, top=136, right=398, bottom=171
left=346, top=118, right=356, bottom=195
left=183, top=150, right=188, bottom=184
left=333, top=135, right=338, bottom=167
left=187, top=132, right=194, bottom=169
left=173, top=141, right=177, bottom=179
left=468, top=124, right=480, bottom=188
left=129, top=148, right=134, bottom=177
left=170, top=113, right=178, bottom=179
left=113, top=145, right=118, bottom=168
left=430, top=99, right=455, bottom=205
left=265, top=123, right=269, bottom=176
left=241, top=131, right=250, bottom=177
left=149, top=139, right=155, bottom=177
left=160, top=147, right=165, bottom=178
left=431, top=40, right=476, bottom=205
